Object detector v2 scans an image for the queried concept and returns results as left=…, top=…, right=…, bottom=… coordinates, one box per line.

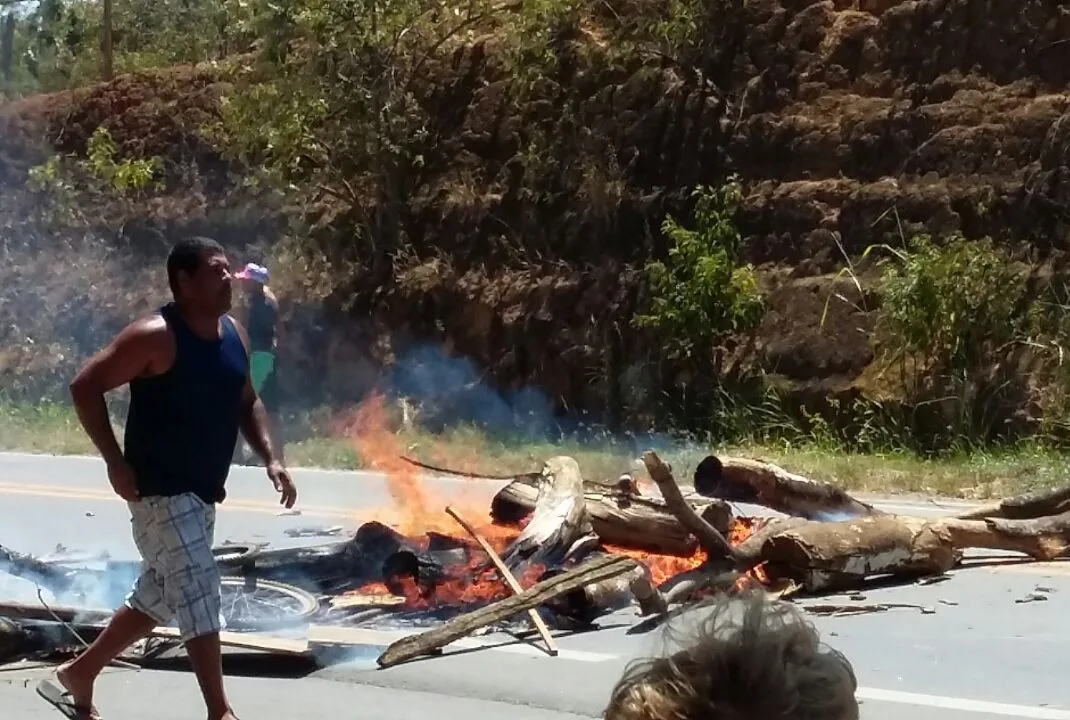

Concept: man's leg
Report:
left=56, top=500, right=174, bottom=713
left=54, top=606, right=157, bottom=714
left=160, top=493, right=235, bottom=720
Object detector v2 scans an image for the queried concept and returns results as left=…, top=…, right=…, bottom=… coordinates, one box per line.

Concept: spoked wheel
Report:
left=218, top=576, right=320, bottom=631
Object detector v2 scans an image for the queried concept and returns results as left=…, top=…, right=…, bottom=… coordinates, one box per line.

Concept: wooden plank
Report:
left=0, top=601, right=111, bottom=624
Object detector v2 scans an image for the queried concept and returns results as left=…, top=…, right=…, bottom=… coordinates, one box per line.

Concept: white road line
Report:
left=856, top=687, right=1070, bottom=718
left=477, top=643, right=618, bottom=662
left=308, top=625, right=620, bottom=663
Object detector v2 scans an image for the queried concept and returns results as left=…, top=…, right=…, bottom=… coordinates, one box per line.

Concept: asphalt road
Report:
left=1, top=452, right=1068, bottom=719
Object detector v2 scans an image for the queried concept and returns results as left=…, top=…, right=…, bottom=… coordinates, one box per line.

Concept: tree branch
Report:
left=641, top=450, right=739, bottom=563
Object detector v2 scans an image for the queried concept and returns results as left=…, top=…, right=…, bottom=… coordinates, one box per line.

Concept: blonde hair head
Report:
left=604, top=590, right=859, bottom=720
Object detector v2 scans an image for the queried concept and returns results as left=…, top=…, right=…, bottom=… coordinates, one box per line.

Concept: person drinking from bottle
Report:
left=232, top=261, right=286, bottom=464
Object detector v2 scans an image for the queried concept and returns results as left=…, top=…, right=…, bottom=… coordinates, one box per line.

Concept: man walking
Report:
left=46, top=236, right=297, bottom=720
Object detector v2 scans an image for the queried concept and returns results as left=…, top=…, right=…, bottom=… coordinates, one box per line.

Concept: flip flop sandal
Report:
left=36, top=678, right=102, bottom=720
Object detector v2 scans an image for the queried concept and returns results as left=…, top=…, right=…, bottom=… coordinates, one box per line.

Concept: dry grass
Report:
left=0, top=403, right=1066, bottom=500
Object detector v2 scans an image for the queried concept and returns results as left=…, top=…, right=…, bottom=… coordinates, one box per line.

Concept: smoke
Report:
left=378, top=341, right=690, bottom=455
left=811, top=509, right=858, bottom=523
left=0, top=547, right=141, bottom=613
left=384, top=343, right=560, bottom=440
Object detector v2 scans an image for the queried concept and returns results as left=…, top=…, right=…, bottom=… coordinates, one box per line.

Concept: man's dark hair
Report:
left=167, top=236, right=225, bottom=295
left=604, top=590, right=859, bottom=720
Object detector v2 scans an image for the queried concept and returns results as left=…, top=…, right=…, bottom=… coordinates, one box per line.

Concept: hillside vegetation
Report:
left=3, top=0, right=1070, bottom=457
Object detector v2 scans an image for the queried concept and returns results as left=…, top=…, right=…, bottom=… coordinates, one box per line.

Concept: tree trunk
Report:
left=935, top=512, right=1070, bottom=560
left=101, top=0, right=114, bottom=81
left=1, top=14, right=14, bottom=82
left=759, top=515, right=962, bottom=592
left=491, top=477, right=731, bottom=557
left=694, top=455, right=881, bottom=520
left=758, top=511, right=1070, bottom=592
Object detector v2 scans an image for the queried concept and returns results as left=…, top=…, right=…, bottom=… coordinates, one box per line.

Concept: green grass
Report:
left=0, top=403, right=1067, bottom=500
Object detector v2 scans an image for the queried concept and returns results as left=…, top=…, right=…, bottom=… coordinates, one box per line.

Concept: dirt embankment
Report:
left=2, top=0, right=1070, bottom=428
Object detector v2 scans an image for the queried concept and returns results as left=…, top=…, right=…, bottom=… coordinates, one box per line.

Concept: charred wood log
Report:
left=426, top=532, right=469, bottom=553
left=381, top=549, right=468, bottom=598
left=223, top=521, right=436, bottom=593
left=694, top=455, right=881, bottom=520
left=350, top=521, right=418, bottom=568
left=0, top=617, right=62, bottom=665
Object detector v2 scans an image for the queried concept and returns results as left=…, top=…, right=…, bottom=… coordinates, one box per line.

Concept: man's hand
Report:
left=107, top=458, right=140, bottom=502
left=267, top=460, right=297, bottom=509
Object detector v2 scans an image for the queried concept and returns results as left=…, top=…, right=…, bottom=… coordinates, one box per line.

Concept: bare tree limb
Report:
left=641, top=450, right=739, bottom=563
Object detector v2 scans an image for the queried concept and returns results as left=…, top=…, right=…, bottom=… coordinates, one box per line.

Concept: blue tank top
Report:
left=123, top=303, right=249, bottom=504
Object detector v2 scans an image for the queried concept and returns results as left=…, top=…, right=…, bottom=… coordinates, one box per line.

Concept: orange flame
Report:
left=728, top=516, right=770, bottom=588
left=356, top=560, right=547, bottom=610
left=332, top=391, right=516, bottom=547
left=605, top=545, right=708, bottom=587
left=333, top=392, right=531, bottom=605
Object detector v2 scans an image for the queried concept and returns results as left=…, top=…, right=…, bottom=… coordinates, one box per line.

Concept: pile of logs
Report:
left=3, top=448, right=1070, bottom=670
left=362, top=450, right=1070, bottom=666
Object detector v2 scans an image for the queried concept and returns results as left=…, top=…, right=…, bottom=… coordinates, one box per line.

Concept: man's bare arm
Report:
left=231, top=318, right=279, bottom=466
left=69, top=318, right=165, bottom=467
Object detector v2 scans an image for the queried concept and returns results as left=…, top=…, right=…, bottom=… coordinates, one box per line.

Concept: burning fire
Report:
left=333, top=392, right=769, bottom=609
left=332, top=392, right=538, bottom=606
left=332, top=392, right=518, bottom=549
left=605, top=545, right=708, bottom=587
left=357, top=560, right=548, bottom=610
left=728, top=517, right=771, bottom=589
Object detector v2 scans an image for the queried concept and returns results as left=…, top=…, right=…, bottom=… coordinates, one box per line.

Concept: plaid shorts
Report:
left=125, top=493, right=224, bottom=642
